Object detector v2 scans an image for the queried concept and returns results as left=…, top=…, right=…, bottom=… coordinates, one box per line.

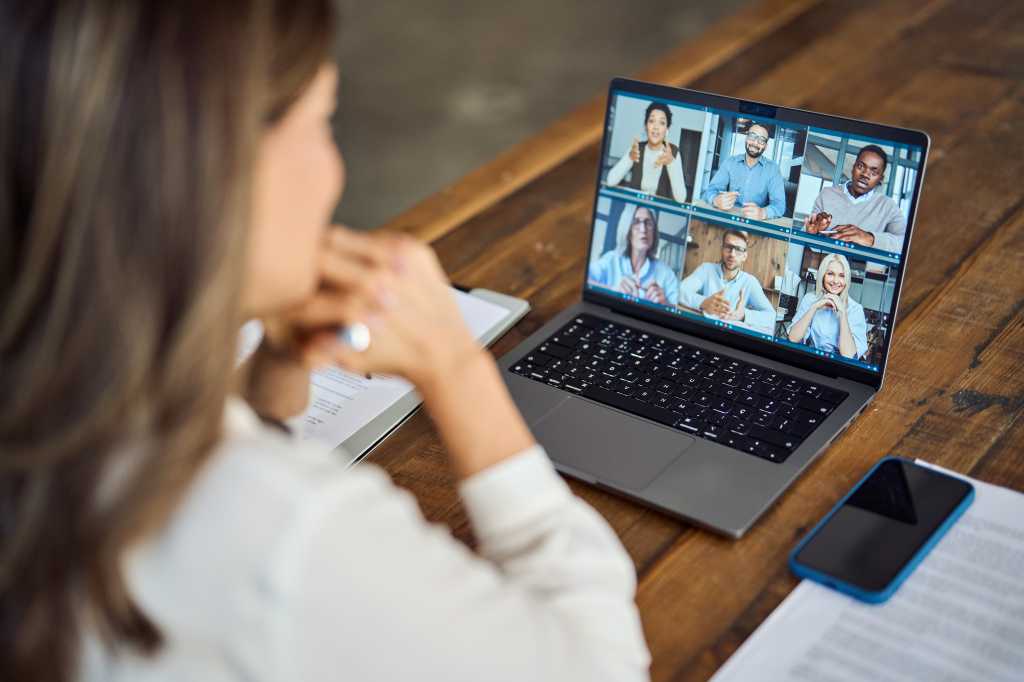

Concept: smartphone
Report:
left=789, top=456, right=974, bottom=603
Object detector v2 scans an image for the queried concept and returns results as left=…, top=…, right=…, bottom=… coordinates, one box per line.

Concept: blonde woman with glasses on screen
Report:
left=786, top=253, right=868, bottom=360
left=588, top=204, right=679, bottom=305
left=0, top=3, right=649, bottom=681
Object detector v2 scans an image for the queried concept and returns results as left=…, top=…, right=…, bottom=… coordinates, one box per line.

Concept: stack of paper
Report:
left=712, top=463, right=1024, bottom=682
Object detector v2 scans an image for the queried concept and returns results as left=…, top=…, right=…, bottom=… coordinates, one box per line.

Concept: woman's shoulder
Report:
left=126, top=399, right=400, bottom=612
left=650, top=257, right=676, bottom=276
left=111, top=399, right=418, bottom=677
left=795, top=291, right=817, bottom=310
left=846, top=297, right=866, bottom=315
left=595, top=249, right=621, bottom=267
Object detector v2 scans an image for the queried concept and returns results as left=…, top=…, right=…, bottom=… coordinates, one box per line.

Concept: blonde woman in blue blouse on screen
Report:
left=787, top=253, right=868, bottom=359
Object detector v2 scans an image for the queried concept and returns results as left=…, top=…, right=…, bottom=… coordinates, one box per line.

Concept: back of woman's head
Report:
left=0, top=2, right=334, bottom=680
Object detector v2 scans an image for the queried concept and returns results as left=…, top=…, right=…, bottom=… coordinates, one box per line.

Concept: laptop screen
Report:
left=585, top=84, right=925, bottom=376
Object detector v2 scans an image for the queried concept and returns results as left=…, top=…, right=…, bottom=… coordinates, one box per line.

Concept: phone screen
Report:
left=793, top=459, right=973, bottom=594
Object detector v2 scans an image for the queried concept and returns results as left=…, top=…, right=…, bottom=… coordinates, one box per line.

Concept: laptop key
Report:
left=703, top=424, right=724, bottom=440
left=817, top=387, right=847, bottom=405
left=676, top=415, right=705, bottom=433
left=797, top=396, right=833, bottom=415
left=738, top=392, right=761, bottom=408
left=525, top=353, right=552, bottom=367
left=755, top=441, right=788, bottom=463
left=581, top=386, right=677, bottom=428
left=727, top=418, right=751, bottom=435
left=748, top=425, right=799, bottom=451
left=539, top=343, right=571, bottom=360
left=673, top=386, right=692, bottom=400
left=721, top=433, right=752, bottom=451
left=707, top=411, right=729, bottom=426
left=801, top=383, right=822, bottom=398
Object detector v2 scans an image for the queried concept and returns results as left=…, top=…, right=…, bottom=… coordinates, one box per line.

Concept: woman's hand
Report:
left=825, top=293, right=847, bottom=316
left=617, top=276, right=640, bottom=297
left=320, top=231, right=535, bottom=479
left=654, top=142, right=674, bottom=167
left=321, top=232, right=479, bottom=390
left=815, top=293, right=845, bottom=316
left=241, top=226, right=401, bottom=420
left=629, top=137, right=640, bottom=163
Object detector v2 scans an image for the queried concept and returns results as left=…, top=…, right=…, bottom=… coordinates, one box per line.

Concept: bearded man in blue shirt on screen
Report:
left=678, top=229, right=775, bottom=332
left=701, top=123, right=786, bottom=221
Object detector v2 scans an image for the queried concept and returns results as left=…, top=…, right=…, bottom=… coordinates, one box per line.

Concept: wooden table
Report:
left=370, top=1, right=1024, bottom=679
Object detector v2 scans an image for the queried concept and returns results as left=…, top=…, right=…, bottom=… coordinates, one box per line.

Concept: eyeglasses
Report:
left=631, top=217, right=656, bottom=228
left=746, top=132, right=768, bottom=145
left=722, top=244, right=747, bottom=254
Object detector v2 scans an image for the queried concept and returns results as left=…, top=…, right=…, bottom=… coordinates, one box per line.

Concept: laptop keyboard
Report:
left=509, top=314, right=847, bottom=464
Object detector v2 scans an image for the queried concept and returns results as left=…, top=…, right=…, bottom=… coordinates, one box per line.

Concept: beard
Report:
left=746, top=143, right=764, bottom=158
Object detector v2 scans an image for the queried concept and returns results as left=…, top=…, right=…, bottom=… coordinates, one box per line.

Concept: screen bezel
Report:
left=583, top=77, right=930, bottom=390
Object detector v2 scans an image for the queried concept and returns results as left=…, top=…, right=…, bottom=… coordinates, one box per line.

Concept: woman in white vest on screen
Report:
left=606, top=101, right=688, bottom=203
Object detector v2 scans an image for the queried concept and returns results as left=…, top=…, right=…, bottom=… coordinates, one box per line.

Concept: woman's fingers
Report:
left=288, top=289, right=378, bottom=329
left=326, top=225, right=393, bottom=267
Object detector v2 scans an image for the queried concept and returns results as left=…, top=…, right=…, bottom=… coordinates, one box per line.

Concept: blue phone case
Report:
left=788, top=456, right=974, bottom=603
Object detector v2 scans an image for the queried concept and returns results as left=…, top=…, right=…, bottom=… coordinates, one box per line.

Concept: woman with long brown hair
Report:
left=0, top=2, right=650, bottom=681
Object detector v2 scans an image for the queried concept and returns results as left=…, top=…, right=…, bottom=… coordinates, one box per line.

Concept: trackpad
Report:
left=531, top=397, right=693, bottom=492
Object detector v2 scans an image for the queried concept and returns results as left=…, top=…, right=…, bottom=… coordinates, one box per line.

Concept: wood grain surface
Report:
left=366, top=1, right=1024, bottom=680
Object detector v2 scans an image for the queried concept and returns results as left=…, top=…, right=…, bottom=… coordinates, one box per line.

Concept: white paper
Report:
left=236, top=288, right=512, bottom=459
left=711, top=466, right=1024, bottom=682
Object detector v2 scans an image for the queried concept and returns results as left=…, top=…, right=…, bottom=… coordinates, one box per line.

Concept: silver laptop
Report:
left=499, top=78, right=928, bottom=538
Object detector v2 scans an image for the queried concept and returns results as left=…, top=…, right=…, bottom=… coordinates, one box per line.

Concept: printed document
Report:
left=712, top=463, right=1024, bottom=682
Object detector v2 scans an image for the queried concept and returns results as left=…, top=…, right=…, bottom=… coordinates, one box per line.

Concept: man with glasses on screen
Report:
left=678, top=229, right=774, bottom=332
left=803, top=145, right=906, bottom=252
left=701, top=123, right=786, bottom=221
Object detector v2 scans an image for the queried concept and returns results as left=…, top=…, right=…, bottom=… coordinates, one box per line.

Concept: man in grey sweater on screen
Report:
left=804, top=145, right=906, bottom=253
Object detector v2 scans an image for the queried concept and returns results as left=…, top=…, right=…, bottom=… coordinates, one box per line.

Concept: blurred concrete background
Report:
left=330, top=0, right=749, bottom=229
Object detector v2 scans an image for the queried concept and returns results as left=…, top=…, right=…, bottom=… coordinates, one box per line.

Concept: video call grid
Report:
left=602, top=90, right=922, bottom=261
left=588, top=90, right=921, bottom=374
